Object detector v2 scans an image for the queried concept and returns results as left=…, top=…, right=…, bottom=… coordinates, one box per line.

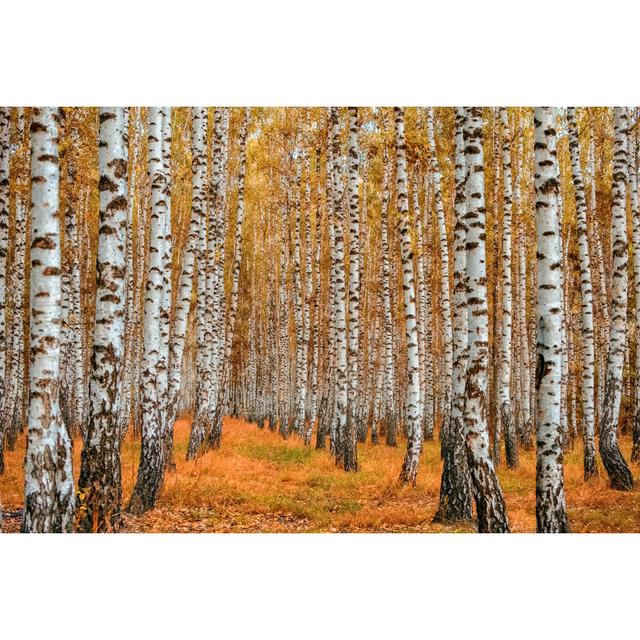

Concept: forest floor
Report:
left=2, top=417, right=640, bottom=532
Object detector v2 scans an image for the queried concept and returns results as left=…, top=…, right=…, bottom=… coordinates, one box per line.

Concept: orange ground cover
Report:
left=2, top=417, right=640, bottom=532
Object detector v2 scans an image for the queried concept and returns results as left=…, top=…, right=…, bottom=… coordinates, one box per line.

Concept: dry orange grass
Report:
left=2, top=417, right=640, bottom=532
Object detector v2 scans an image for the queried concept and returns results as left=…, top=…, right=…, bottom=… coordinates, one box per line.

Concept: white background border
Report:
left=2, top=1, right=639, bottom=638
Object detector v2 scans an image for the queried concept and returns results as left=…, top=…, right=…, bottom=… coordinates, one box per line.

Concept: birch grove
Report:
left=2, top=105, right=640, bottom=535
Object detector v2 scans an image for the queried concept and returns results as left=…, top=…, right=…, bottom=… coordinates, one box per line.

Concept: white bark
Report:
left=630, top=116, right=640, bottom=463
left=0, top=107, right=9, bottom=476
left=22, top=108, right=75, bottom=533
left=168, top=108, right=207, bottom=437
left=566, top=107, right=598, bottom=478
left=598, top=107, right=634, bottom=490
left=3, top=109, right=28, bottom=453
left=77, top=107, right=128, bottom=532
left=395, top=108, right=422, bottom=485
left=426, top=108, right=453, bottom=447
left=497, top=107, right=518, bottom=468
left=224, top=109, right=251, bottom=388
left=379, top=141, right=397, bottom=446
left=435, top=106, right=473, bottom=522
left=462, top=107, right=509, bottom=532
left=533, top=106, right=569, bottom=532
left=329, top=107, right=348, bottom=461
left=344, top=106, right=360, bottom=471
left=158, top=108, right=173, bottom=466
left=128, top=107, right=168, bottom=513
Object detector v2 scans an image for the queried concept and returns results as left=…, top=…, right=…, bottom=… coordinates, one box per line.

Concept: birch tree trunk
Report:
left=22, top=107, right=75, bottom=533
left=599, top=107, right=634, bottom=491
left=412, top=171, right=430, bottom=443
left=329, top=108, right=348, bottom=463
left=224, top=109, right=250, bottom=396
left=291, top=132, right=306, bottom=436
left=169, top=108, right=207, bottom=443
left=59, top=113, right=86, bottom=441
left=77, top=108, right=128, bottom=532
left=158, top=108, right=173, bottom=468
left=462, top=107, right=509, bottom=532
left=62, top=191, right=86, bottom=439
left=128, top=107, right=167, bottom=514
left=533, top=107, right=569, bottom=532
left=566, top=107, right=598, bottom=478
left=343, top=106, right=360, bottom=471
left=132, top=141, right=149, bottom=438
left=0, top=108, right=9, bottom=474
left=306, top=148, right=323, bottom=445
left=379, top=143, right=397, bottom=447
left=434, top=107, right=473, bottom=522
left=514, top=124, right=533, bottom=449
left=426, top=108, right=453, bottom=448
left=278, top=185, right=291, bottom=440
left=497, top=107, right=518, bottom=468
left=118, top=108, right=142, bottom=440
left=189, top=107, right=225, bottom=457
left=629, top=119, right=640, bottom=463
left=3, top=108, right=28, bottom=454
left=205, top=108, right=230, bottom=451
left=395, top=108, right=423, bottom=485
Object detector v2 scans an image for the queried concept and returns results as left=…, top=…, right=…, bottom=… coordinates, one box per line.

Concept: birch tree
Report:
left=533, top=107, right=569, bottom=532
left=566, top=107, right=598, bottom=478
left=379, top=143, right=397, bottom=447
left=118, top=108, right=142, bottom=440
left=291, top=132, right=306, bottom=436
left=426, top=108, right=452, bottom=448
left=158, top=108, right=173, bottom=467
left=167, top=108, right=207, bottom=435
left=395, top=108, right=423, bottom=485
left=411, top=171, right=429, bottom=443
left=434, top=107, right=473, bottom=522
left=329, top=107, right=348, bottom=464
left=344, top=106, right=360, bottom=471
left=462, top=107, right=509, bottom=532
left=58, top=110, right=86, bottom=441
left=77, top=108, right=128, bottom=532
left=599, top=107, right=634, bottom=491
left=3, top=109, right=28, bottom=454
left=205, top=107, right=230, bottom=451
left=223, top=108, right=251, bottom=401
left=628, top=117, right=640, bottom=464
left=128, top=107, right=168, bottom=514
left=306, top=147, right=323, bottom=445
left=497, top=107, right=518, bottom=467
left=0, top=108, right=9, bottom=474
left=188, top=107, right=225, bottom=458
left=22, top=107, right=75, bottom=533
